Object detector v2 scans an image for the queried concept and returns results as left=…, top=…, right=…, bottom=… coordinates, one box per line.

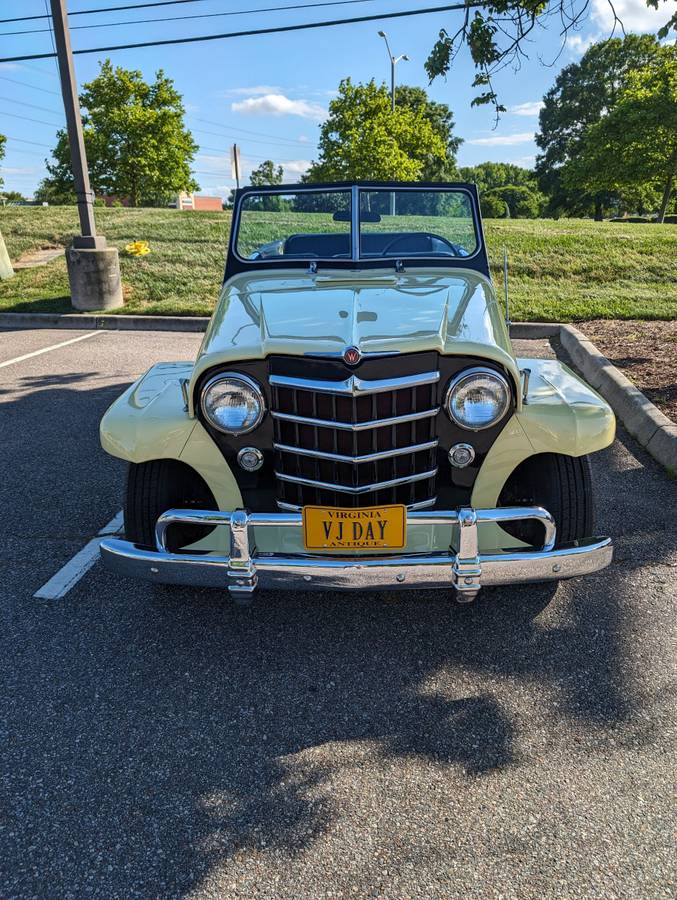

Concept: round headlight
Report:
left=445, top=367, right=511, bottom=430
left=201, top=373, right=265, bottom=434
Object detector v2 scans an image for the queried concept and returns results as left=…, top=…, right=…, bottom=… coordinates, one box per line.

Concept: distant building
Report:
left=173, top=192, right=223, bottom=212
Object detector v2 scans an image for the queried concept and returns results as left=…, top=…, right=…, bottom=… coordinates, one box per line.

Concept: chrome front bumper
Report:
left=99, top=507, right=613, bottom=604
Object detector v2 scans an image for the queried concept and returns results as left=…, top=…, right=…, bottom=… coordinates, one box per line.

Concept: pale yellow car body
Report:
left=101, top=267, right=615, bottom=554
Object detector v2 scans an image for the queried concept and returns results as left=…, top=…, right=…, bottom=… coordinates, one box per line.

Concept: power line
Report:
left=2, top=110, right=63, bottom=127
left=0, top=75, right=60, bottom=95
left=0, top=3, right=482, bottom=63
left=0, top=0, right=205, bottom=25
left=0, top=95, right=62, bottom=117
left=192, top=126, right=311, bottom=150
left=2, top=0, right=383, bottom=37
left=193, top=117, right=312, bottom=147
left=4, top=135, right=53, bottom=148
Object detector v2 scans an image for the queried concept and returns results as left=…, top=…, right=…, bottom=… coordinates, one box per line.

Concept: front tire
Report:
left=498, top=453, right=595, bottom=547
left=124, top=460, right=217, bottom=552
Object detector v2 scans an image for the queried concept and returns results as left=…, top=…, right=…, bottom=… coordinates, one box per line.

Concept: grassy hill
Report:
left=1, top=206, right=675, bottom=320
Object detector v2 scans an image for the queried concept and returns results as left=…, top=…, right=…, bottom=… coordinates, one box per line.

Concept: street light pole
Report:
left=377, top=31, right=409, bottom=216
left=50, top=0, right=123, bottom=309
left=377, top=31, right=409, bottom=112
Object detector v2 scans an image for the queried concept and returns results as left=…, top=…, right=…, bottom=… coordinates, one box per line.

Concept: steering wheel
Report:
left=379, top=232, right=462, bottom=257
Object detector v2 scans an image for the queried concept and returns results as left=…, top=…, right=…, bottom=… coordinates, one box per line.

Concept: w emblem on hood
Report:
left=343, top=346, right=361, bottom=366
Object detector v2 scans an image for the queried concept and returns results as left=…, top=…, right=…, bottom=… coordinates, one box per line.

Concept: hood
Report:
left=190, top=268, right=518, bottom=399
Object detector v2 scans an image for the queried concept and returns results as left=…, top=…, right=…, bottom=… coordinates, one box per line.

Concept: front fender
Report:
left=99, top=362, right=243, bottom=511
left=472, top=357, right=615, bottom=508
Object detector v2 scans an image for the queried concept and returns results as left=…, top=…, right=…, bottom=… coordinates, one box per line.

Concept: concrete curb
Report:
left=0, top=312, right=209, bottom=332
left=559, top=324, right=676, bottom=473
left=509, top=322, right=560, bottom=339
left=0, top=312, right=561, bottom=337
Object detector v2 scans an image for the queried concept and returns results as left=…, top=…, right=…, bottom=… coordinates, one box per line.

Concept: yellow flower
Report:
left=124, top=240, right=151, bottom=257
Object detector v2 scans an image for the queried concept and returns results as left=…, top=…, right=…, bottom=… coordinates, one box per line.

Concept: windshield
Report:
left=235, top=186, right=478, bottom=262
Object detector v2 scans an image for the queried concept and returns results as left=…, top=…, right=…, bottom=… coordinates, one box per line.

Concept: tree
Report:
left=535, top=35, right=662, bottom=218
left=565, top=48, right=677, bottom=223
left=393, top=85, right=461, bottom=180
left=480, top=193, right=507, bottom=218
left=484, top=184, right=543, bottom=218
left=249, top=160, right=283, bottom=187
left=459, top=161, right=537, bottom=193
left=0, top=191, right=27, bottom=204
left=424, top=1, right=675, bottom=116
left=41, top=59, right=199, bottom=207
left=306, top=79, right=447, bottom=183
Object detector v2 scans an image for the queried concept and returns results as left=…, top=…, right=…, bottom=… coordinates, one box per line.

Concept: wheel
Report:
left=497, top=453, right=595, bottom=548
left=124, top=460, right=217, bottom=552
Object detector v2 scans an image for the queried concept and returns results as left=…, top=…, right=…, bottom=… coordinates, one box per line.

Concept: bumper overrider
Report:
left=99, top=507, right=613, bottom=604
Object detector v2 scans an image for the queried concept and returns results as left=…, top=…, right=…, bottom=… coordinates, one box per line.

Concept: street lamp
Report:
left=378, top=31, right=409, bottom=216
left=378, top=30, right=410, bottom=112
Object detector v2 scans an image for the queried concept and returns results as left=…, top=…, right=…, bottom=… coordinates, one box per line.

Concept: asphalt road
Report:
left=1, top=327, right=675, bottom=899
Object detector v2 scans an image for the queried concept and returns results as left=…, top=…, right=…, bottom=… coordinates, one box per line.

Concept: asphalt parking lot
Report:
left=1, top=326, right=675, bottom=899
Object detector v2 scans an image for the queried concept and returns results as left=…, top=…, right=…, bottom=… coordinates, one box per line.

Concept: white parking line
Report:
left=0, top=331, right=100, bottom=369
left=34, top=511, right=123, bottom=601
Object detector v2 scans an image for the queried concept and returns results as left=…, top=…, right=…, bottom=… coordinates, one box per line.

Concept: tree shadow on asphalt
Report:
left=2, top=396, right=676, bottom=895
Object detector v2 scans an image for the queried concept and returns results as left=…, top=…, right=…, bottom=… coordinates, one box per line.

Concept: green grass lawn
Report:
left=1, top=206, right=675, bottom=320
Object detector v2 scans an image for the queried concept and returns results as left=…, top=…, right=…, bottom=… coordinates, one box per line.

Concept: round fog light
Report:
left=448, top=443, right=475, bottom=468
left=237, top=447, right=264, bottom=472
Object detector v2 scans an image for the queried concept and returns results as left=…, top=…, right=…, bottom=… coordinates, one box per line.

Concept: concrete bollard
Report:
left=0, top=230, right=14, bottom=280
left=66, top=245, right=123, bottom=310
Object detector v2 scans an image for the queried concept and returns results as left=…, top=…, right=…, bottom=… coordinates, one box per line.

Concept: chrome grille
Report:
left=271, top=366, right=439, bottom=509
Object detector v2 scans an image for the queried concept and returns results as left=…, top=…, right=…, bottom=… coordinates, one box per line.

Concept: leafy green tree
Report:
left=393, top=85, right=461, bottom=180
left=459, top=161, right=537, bottom=193
left=565, top=49, right=677, bottom=223
left=484, top=184, right=543, bottom=218
left=480, top=193, right=507, bottom=218
left=306, top=79, right=446, bottom=183
left=249, top=160, right=284, bottom=186
left=424, top=1, right=675, bottom=115
left=34, top=178, right=75, bottom=205
left=535, top=35, right=661, bottom=218
left=1, top=191, right=27, bottom=204
left=41, top=59, right=199, bottom=207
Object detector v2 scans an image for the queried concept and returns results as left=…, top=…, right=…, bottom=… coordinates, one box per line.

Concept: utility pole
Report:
left=377, top=31, right=409, bottom=216
left=50, top=0, right=122, bottom=309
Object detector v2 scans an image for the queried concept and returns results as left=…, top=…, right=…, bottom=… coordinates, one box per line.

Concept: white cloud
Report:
left=567, top=33, right=596, bottom=55
left=282, top=159, right=312, bottom=177
left=467, top=132, right=535, bottom=146
left=591, top=0, right=669, bottom=32
left=2, top=166, right=38, bottom=175
left=223, top=85, right=281, bottom=97
left=509, top=101, right=543, bottom=117
left=0, top=62, right=21, bottom=71
left=298, top=135, right=311, bottom=144
left=232, top=94, right=326, bottom=120
left=511, top=155, right=536, bottom=166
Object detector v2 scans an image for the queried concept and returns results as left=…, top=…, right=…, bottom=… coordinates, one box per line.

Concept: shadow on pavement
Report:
left=1, top=384, right=676, bottom=896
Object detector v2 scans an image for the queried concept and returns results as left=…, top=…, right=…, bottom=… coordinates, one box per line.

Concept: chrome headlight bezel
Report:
left=444, top=366, right=512, bottom=431
left=200, top=372, right=266, bottom=435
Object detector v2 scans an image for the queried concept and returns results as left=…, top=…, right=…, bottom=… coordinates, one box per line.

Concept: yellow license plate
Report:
left=302, top=504, right=407, bottom=551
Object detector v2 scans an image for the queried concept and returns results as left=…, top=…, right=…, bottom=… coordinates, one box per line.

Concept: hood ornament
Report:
left=343, top=346, right=361, bottom=366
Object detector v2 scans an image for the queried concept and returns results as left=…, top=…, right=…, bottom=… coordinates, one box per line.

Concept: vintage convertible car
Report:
left=99, top=182, right=615, bottom=604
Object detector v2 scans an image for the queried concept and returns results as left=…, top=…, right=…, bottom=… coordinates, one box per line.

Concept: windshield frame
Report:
left=226, top=181, right=488, bottom=279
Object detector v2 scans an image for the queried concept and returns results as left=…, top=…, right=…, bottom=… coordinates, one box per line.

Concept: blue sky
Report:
left=0, top=0, right=666, bottom=198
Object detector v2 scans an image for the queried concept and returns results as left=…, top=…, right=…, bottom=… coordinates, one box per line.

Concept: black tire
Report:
left=124, top=459, right=217, bottom=552
left=497, top=453, right=594, bottom=547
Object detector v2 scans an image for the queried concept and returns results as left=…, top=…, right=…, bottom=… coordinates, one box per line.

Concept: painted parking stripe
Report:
left=0, top=331, right=100, bottom=369
left=34, top=511, right=123, bottom=601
